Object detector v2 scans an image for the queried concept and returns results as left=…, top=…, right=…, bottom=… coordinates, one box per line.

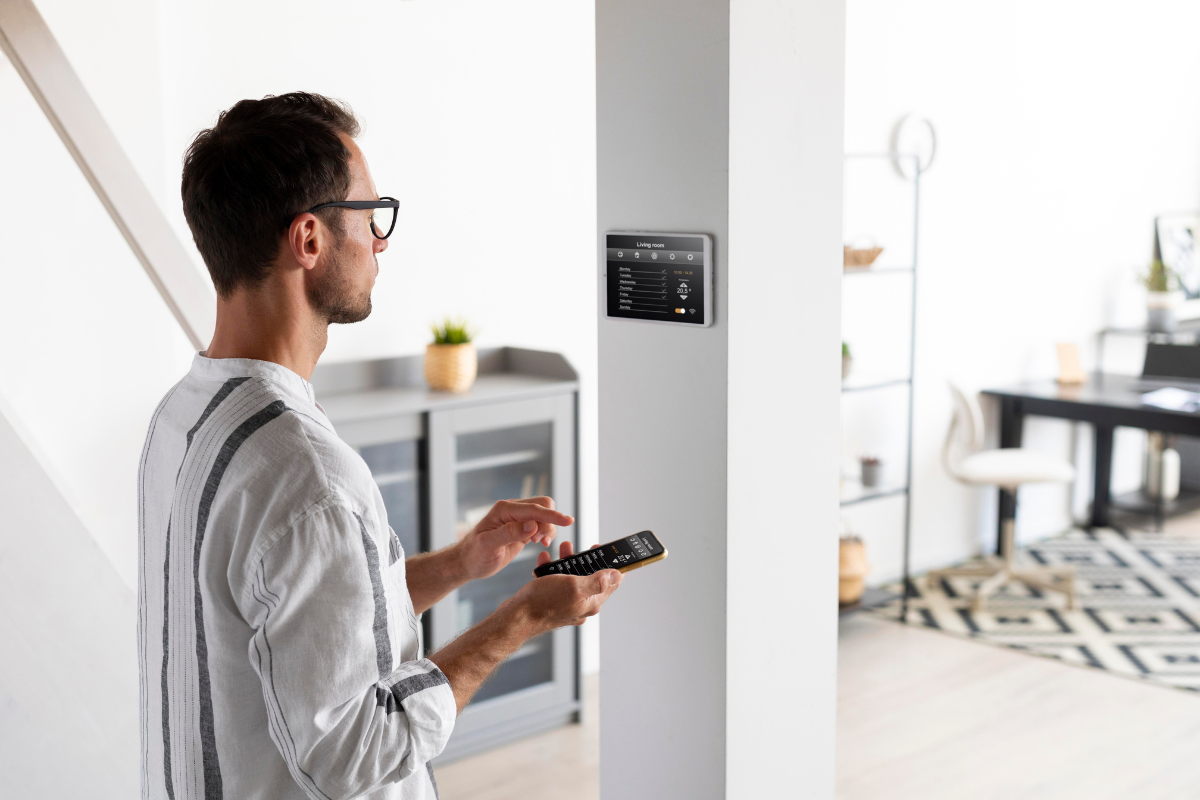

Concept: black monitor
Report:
left=1142, top=342, right=1200, bottom=381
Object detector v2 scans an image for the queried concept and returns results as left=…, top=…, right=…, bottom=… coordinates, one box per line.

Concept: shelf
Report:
left=842, top=266, right=913, bottom=276
left=1101, top=318, right=1200, bottom=337
left=841, top=377, right=911, bottom=394
left=839, top=586, right=899, bottom=615
left=372, top=469, right=417, bottom=487
left=840, top=482, right=908, bottom=507
left=456, top=450, right=543, bottom=473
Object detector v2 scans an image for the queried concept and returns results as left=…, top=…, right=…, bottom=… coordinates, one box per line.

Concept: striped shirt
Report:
left=138, top=354, right=454, bottom=800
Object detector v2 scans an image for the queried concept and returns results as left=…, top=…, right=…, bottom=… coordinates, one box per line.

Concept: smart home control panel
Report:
left=534, top=530, right=668, bottom=577
left=604, top=231, right=712, bottom=326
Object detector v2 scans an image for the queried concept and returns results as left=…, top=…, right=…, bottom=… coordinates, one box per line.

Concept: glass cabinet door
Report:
left=359, top=438, right=423, bottom=558
left=327, top=414, right=426, bottom=559
left=428, top=393, right=577, bottom=752
left=454, top=421, right=555, bottom=702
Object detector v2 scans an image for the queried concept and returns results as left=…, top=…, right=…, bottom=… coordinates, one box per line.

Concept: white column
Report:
left=727, top=0, right=844, bottom=795
left=597, top=0, right=843, bottom=797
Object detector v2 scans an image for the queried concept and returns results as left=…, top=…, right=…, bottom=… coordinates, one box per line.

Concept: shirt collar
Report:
left=189, top=352, right=317, bottom=407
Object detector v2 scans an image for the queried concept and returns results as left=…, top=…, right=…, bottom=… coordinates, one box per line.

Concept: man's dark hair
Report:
left=181, top=92, right=361, bottom=297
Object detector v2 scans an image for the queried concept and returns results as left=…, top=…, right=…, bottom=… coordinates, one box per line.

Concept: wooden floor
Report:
left=437, top=675, right=599, bottom=800
left=438, top=607, right=1200, bottom=800
left=838, top=613, right=1200, bottom=799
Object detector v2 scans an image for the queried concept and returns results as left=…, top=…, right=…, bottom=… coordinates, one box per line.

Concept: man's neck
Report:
left=205, top=281, right=327, bottom=381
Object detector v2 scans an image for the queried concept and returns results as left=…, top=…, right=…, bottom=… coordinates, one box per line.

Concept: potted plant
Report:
left=860, top=455, right=883, bottom=488
left=1144, top=259, right=1182, bottom=333
left=842, top=341, right=852, bottom=381
left=425, top=317, right=477, bottom=393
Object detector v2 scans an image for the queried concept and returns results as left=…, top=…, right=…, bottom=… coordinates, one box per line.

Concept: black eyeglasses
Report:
left=306, top=196, right=399, bottom=239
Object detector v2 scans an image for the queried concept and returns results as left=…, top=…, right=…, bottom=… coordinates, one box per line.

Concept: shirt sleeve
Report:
left=242, top=499, right=456, bottom=800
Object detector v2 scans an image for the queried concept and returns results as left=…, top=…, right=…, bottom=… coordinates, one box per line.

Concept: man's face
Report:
left=307, top=134, right=388, bottom=324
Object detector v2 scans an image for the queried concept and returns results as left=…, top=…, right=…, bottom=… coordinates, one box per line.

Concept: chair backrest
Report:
left=943, top=382, right=984, bottom=480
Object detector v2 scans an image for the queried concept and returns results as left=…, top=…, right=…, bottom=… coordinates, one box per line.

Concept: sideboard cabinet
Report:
left=311, top=348, right=579, bottom=762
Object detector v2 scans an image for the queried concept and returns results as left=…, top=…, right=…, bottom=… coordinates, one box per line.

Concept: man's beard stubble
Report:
left=307, top=239, right=374, bottom=325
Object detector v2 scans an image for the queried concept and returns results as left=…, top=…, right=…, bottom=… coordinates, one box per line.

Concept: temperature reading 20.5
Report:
left=605, top=232, right=712, bottom=327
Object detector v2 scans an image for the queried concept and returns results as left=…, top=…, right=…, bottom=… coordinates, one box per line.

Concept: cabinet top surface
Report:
left=312, top=347, right=577, bottom=422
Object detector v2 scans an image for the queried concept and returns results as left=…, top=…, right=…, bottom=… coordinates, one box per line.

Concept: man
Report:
left=138, top=92, right=621, bottom=800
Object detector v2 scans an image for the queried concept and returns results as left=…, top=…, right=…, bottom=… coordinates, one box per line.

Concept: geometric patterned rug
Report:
left=871, top=528, right=1200, bottom=693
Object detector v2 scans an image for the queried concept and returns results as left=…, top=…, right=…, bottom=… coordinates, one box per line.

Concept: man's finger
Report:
left=511, top=495, right=556, bottom=510
left=559, top=540, right=575, bottom=559
left=536, top=551, right=552, bottom=566
left=480, top=519, right=544, bottom=549
left=501, top=500, right=574, bottom=527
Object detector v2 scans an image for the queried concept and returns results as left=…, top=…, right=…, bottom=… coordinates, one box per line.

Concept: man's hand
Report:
left=430, top=538, right=621, bottom=712
left=406, top=496, right=573, bottom=615
left=457, top=497, right=574, bottom=581
left=518, top=540, right=622, bottom=631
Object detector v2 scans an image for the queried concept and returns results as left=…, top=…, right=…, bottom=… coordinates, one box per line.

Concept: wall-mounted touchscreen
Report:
left=604, top=232, right=712, bottom=326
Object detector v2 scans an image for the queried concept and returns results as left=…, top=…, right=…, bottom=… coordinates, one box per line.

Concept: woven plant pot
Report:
left=843, top=245, right=883, bottom=269
left=838, top=536, right=870, bottom=606
left=425, top=343, right=477, bottom=393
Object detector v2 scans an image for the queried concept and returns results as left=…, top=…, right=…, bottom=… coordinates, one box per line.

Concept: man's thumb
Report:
left=592, top=569, right=623, bottom=593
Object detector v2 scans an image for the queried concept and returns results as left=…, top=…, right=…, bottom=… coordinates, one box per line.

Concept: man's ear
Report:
left=286, top=213, right=321, bottom=272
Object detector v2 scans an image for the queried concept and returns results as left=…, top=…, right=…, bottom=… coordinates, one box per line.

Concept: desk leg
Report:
left=1091, top=423, right=1115, bottom=529
left=997, top=398, right=1024, bottom=558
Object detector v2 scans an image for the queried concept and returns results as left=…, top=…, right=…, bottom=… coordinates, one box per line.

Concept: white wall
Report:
left=842, top=0, right=1200, bottom=580
left=0, top=10, right=195, bottom=591
left=0, top=397, right=139, bottom=799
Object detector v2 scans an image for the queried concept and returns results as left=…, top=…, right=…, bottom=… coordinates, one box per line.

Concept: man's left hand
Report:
left=458, top=497, right=574, bottom=581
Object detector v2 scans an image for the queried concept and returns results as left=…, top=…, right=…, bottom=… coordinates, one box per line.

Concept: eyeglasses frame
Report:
left=306, top=196, right=399, bottom=240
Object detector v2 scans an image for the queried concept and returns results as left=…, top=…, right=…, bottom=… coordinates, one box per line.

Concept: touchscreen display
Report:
left=602, top=531, right=665, bottom=567
left=537, top=531, right=665, bottom=576
left=606, top=234, right=706, bottom=324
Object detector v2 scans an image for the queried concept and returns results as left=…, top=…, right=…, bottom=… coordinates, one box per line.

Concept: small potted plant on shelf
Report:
left=425, top=317, right=477, bottom=393
left=860, top=455, right=883, bottom=488
left=1144, top=258, right=1182, bottom=333
left=842, top=341, right=852, bottom=381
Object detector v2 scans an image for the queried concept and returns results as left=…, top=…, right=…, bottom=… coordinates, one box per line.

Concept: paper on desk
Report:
left=1141, top=387, right=1200, bottom=412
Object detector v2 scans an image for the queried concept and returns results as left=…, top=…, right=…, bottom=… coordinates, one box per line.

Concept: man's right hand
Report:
left=514, top=541, right=622, bottom=634
left=430, top=540, right=622, bottom=712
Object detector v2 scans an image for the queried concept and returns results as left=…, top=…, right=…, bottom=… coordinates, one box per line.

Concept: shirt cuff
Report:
left=378, top=659, right=456, bottom=769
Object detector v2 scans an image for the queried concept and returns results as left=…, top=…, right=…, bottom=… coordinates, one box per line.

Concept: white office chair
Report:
left=927, top=383, right=1077, bottom=610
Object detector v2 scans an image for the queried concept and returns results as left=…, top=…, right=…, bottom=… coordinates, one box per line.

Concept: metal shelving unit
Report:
left=841, top=152, right=921, bottom=621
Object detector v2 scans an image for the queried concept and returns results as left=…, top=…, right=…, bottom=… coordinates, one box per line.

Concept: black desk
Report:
left=982, top=374, right=1200, bottom=544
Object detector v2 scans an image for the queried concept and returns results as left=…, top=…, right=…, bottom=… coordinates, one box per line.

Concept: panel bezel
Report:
left=603, top=230, right=714, bottom=328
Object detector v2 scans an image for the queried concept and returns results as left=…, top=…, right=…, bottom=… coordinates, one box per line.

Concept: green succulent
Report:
left=430, top=317, right=475, bottom=345
left=1144, top=259, right=1178, bottom=293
